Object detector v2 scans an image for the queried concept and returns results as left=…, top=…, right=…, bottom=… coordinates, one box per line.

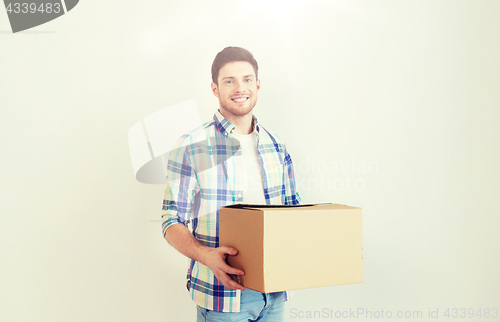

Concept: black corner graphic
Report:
left=64, top=0, right=77, bottom=11
left=3, top=0, right=79, bottom=33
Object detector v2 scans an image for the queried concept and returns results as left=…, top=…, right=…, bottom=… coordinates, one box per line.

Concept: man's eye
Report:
left=225, top=80, right=233, bottom=84
left=245, top=79, right=252, bottom=82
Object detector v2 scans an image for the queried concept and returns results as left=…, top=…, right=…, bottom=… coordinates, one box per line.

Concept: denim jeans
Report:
left=196, top=288, right=285, bottom=322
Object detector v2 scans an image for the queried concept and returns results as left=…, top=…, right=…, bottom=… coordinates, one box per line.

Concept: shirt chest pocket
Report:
left=262, top=159, right=285, bottom=193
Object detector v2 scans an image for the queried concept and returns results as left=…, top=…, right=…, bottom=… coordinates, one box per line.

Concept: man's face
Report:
left=211, top=61, right=261, bottom=119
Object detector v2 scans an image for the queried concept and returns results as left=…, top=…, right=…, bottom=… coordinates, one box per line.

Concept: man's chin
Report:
left=220, top=104, right=256, bottom=117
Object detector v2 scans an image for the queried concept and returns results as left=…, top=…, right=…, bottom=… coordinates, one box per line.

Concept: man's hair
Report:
left=211, top=46, right=259, bottom=85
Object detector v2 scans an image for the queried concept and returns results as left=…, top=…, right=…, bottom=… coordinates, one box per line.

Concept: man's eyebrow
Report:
left=221, top=75, right=255, bottom=80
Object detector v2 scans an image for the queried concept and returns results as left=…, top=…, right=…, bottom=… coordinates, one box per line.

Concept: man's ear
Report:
left=256, top=79, right=261, bottom=91
left=211, top=82, right=219, bottom=98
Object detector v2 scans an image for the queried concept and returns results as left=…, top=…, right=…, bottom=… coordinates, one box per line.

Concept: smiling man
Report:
left=211, top=57, right=260, bottom=133
left=162, top=47, right=301, bottom=322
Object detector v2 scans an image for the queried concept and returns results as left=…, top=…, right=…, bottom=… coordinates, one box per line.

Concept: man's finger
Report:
left=216, top=270, right=245, bottom=291
left=229, top=273, right=243, bottom=285
left=220, top=262, right=245, bottom=276
left=221, top=275, right=245, bottom=291
left=228, top=280, right=245, bottom=291
left=218, top=245, right=238, bottom=256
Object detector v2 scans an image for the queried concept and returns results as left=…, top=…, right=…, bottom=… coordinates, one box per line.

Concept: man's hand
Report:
left=165, top=224, right=245, bottom=291
left=204, top=246, right=245, bottom=291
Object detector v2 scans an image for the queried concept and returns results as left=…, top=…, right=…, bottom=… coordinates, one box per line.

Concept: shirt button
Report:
left=237, top=194, right=242, bottom=198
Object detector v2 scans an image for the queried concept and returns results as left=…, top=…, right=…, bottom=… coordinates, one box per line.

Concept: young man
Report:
left=162, top=47, right=301, bottom=321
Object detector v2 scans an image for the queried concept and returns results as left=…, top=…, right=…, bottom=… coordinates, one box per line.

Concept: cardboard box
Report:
left=219, top=203, right=362, bottom=293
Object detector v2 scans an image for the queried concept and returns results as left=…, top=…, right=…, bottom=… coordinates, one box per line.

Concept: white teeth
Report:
left=232, top=97, right=248, bottom=103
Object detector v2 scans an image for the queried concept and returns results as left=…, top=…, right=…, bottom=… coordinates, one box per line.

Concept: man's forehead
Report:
left=218, top=61, right=256, bottom=78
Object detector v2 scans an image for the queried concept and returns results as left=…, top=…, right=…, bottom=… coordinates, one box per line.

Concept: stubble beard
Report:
left=219, top=96, right=257, bottom=118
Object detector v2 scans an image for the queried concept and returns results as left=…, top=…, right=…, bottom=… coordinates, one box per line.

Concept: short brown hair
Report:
left=211, top=47, right=259, bottom=85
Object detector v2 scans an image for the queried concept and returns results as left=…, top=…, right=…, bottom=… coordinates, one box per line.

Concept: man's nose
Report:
left=235, top=81, right=246, bottom=93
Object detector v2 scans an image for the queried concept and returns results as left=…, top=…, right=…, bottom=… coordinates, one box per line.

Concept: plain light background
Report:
left=1, top=0, right=499, bottom=321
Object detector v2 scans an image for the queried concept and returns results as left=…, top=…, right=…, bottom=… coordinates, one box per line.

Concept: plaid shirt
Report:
left=161, top=109, right=301, bottom=312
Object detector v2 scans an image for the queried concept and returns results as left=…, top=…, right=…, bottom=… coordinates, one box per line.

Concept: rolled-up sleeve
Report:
left=161, top=142, right=200, bottom=237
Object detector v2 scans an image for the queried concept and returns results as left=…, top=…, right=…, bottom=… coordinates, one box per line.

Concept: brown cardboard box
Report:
left=219, top=203, right=363, bottom=293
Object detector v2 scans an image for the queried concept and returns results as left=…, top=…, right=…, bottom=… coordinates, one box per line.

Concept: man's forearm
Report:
left=164, top=223, right=210, bottom=266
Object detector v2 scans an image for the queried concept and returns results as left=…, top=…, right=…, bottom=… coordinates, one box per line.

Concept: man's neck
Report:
left=219, top=109, right=254, bottom=135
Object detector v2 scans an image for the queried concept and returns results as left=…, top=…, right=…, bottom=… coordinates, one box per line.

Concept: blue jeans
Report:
left=196, top=289, right=285, bottom=322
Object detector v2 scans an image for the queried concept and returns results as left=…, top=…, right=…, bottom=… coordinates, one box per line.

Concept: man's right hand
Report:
left=203, top=246, right=245, bottom=291
left=165, top=224, right=245, bottom=291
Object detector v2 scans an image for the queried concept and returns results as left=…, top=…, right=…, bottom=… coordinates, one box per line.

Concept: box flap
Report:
left=222, top=203, right=332, bottom=211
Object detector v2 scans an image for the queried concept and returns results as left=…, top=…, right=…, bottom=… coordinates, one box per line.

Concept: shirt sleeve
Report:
left=161, top=142, right=200, bottom=237
left=283, top=145, right=301, bottom=205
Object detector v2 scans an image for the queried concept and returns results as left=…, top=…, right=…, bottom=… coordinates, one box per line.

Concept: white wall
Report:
left=1, top=0, right=499, bottom=321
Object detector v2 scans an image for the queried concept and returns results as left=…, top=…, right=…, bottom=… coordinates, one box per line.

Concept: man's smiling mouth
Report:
left=232, top=97, right=249, bottom=103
